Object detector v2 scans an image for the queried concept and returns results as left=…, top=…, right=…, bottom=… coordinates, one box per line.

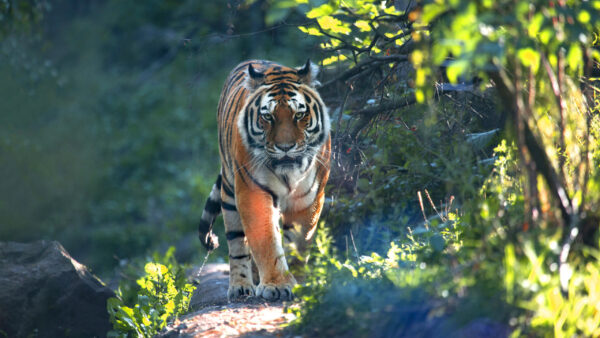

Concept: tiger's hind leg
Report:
left=221, top=190, right=255, bottom=301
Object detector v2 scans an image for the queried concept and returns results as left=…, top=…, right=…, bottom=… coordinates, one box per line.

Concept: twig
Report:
left=425, top=189, right=443, bottom=221
left=417, top=191, right=429, bottom=230
left=349, top=230, right=360, bottom=260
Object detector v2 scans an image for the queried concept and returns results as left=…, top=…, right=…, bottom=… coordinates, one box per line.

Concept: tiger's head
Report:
left=238, top=60, right=330, bottom=175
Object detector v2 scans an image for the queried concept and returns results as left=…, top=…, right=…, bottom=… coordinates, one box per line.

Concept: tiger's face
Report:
left=238, top=61, right=330, bottom=175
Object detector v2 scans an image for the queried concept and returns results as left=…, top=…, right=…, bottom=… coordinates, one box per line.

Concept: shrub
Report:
left=107, top=247, right=195, bottom=337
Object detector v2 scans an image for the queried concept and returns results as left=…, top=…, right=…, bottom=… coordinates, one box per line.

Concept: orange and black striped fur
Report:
left=198, top=60, right=331, bottom=301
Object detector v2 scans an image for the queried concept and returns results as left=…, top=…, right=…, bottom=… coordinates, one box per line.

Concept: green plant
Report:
left=287, top=222, right=448, bottom=336
left=107, top=247, right=195, bottom=337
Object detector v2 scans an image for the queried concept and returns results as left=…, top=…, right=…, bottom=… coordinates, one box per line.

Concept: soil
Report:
left=159, top=264, right=296, bottom=338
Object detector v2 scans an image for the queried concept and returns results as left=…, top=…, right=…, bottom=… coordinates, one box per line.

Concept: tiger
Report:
left=197, top=60, right=331, bottom=301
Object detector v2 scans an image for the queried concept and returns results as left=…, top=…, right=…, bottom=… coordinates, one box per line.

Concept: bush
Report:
left=107, top=247, right=195, bottom=337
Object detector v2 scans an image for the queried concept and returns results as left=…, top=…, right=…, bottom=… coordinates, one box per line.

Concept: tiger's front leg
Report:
left=236, top=185, right=296, bottom=301
left=282, top=184, right=327, bottom=275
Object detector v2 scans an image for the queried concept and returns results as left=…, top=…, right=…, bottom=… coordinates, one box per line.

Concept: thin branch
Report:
left=319, top=55, right=409, bottom=89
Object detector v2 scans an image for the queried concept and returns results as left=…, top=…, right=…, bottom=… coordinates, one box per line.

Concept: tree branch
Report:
left=319, top=55, right=409, bottom=89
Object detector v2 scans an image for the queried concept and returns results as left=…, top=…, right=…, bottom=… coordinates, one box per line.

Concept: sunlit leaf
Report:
left=415, top=67, right=426, bottom=86
left=415, top=89, right=425, bottom=103
left=528, top=13, right=544, bottom=37
left=517, top=47, right=540, bottom=73
left=567, top=44, right=582, bottom=72
left=578, top=10, right=591, bottom=23
left=317, top=16, right=351, bottom=35
left=298, top=26, right=323, bottom=36
left=411, top=50, right=424, bottom=66
left=354, top=20, right=371, bottom=32
left=446, top=59, right=469, bottom=83
left=306, top=4, right=335, bottom=18
left=322, top=54, right=347, bottom=66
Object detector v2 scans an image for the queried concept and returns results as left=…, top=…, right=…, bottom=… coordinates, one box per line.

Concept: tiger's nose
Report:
left=275, top=143, right=295, bottom=152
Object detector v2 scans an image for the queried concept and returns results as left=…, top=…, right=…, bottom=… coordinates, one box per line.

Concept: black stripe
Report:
left=221, top=201, right=237, bottom=211
left=304, top=93, right=312, bottom=104
left=216, top=174, right=222, bottom=190
left=204, top=198, right=221, bottom=214
left=267, top=70, right=297, bottom=76
left=248, top=107, right=262, bottom=137
left=227, top=86, right=245, bottom=140
left=198, top=219, right=211, bottom=233
left=308, top=132, right=326, bottom=147
left=241, top=166, right=278, bottom=207
left=281, top=174, right=291, bottom=192
left=226, top=231, right=245, bottom=240
left=235, top=160, right=248, bottom=185
left=307, top=102, right=322, bottom=133
left=283, top=223, right=294, bottom=230
left=222, top=178, right=235, bottom=198
left=229, top=254, right=251, bottom=260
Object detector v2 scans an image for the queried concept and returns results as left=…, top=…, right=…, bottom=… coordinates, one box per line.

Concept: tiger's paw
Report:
left=256, top=283, right=295, bottom=301
left=227, top=283, right=256, bottom=301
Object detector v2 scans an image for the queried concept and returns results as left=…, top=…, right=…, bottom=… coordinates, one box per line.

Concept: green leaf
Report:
left=567, top=44, right=582, bottom=72
left=322, top=54, right=347, bottom=66
left=298, top=26, right=323, bottom=36
left=354, top=20, right=371, bottom=32
left=266, top=7, right=291, bottom=26
left=517, top=47, right=540, bottom=73
left=528, top=13, right=544, bottom=38
left=306, top=4, right=335, bottom=18
left=421, top=3, right=446, bottom=24
left=317, top=16, right=351, bottom=35
left=578, top=10, right=591, bottom=23
left=446, top=60, right=469, bottom=83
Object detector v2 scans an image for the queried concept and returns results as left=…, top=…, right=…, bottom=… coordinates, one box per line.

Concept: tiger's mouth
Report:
left=270, top=155, right=303, bottom=168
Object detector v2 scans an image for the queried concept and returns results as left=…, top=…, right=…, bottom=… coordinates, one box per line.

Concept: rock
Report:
left=0, top=240, right=114, bottom=337
left=188, top=263, right=230, bottom=309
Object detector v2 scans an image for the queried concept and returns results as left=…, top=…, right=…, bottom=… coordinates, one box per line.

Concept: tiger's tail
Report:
left=198, top=174, right=222, bottom=251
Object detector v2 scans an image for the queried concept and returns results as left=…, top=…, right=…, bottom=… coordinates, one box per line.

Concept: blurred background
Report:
left=0, top=0, right=323, bottom=277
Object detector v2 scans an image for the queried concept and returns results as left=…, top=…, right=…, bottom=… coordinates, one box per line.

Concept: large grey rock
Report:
left=0, top=240, right=114, bottom=337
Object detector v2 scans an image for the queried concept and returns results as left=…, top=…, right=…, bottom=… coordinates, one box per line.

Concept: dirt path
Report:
left=160, top=264, right=296, bottom=337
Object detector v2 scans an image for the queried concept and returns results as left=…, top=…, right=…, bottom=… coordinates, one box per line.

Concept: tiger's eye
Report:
left=294, top=112, right=305, bottom=120
left=261, top=113, right=273, bottom=122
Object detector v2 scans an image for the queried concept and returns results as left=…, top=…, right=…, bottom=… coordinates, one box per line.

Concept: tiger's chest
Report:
left=253, top=164, right=319, bottom=212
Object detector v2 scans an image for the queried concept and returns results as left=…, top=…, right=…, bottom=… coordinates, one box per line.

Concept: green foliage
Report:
left=0, top=0, right=50, bottom=37
left=294, top=0, right=409, bottom=65
left=107, top=247, right=195, bottom=337
left=413, top=0, right=600, bottom=225
left=506, top=242, right=600, bottom=337
left=287, top=223, right=432, bottom=336
left=290, top=139, right=600, bottom=336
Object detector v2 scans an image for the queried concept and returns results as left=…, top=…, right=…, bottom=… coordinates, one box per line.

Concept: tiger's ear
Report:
left=297, top=59, right=320, bottom=87
left=246, top=63, right=265, bottom=90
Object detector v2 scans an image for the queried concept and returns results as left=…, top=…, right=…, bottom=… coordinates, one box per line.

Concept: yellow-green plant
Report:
left=107, top=257, right=195, bottom=337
